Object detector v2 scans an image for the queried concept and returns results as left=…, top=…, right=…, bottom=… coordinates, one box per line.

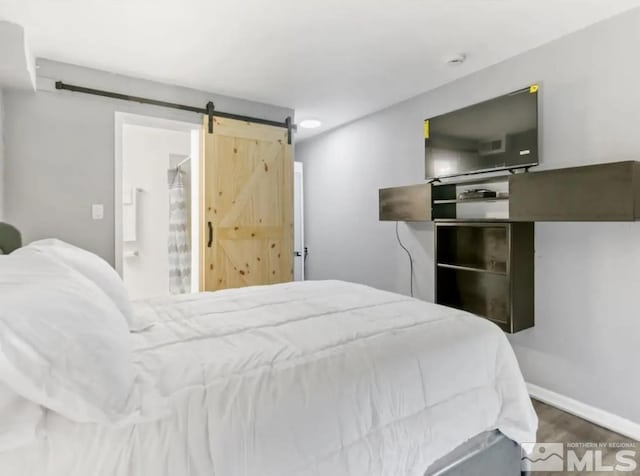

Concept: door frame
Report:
left=114, top=112, right=201, bottom=290
left=294, top=161, right=305, bottom=281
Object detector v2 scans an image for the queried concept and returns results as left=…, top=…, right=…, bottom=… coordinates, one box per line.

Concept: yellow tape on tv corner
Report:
left=424, top=120, right=430, bottom=138
left=529, top=84, right=539, bottom=93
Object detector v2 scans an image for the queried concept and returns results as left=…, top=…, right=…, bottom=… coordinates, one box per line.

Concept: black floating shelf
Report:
left=433, top=196, right=509, bottom=205
left=436, top=262, right=507, bottom=276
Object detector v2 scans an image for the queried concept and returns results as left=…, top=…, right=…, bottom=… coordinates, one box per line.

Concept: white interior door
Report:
left=293, top=162, right=304, bottom=281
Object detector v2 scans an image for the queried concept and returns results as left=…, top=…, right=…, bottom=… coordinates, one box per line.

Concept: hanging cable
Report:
left=395, top=221, right=414, bottom=297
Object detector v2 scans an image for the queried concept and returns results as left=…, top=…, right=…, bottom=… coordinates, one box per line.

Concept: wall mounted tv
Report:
left=425, top=85, right=539, bottom=180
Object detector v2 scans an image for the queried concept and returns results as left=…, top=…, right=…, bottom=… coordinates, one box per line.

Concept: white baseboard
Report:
left=527, top=383, right=640, bottom=441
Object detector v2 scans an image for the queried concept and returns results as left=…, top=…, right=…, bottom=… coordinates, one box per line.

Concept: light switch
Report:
left=92, top=204, right=104, bottom=220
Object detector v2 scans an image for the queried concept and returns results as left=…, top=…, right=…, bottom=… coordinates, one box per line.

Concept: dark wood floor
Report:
left=533, top=399, right=639, bottom=475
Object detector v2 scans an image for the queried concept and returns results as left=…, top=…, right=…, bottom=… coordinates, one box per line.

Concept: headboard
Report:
left=0, top=222, right=22, bottom=255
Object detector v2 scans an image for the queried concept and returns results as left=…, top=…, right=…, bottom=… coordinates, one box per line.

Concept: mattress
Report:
left=0, top=280, right=537, bottom=476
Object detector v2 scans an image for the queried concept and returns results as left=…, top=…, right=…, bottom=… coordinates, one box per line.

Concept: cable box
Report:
left=458, top=189, right=498, bottom=200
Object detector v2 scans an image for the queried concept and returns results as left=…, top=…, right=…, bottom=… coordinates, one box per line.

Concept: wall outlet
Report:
left=92, top=204, right=104, bottom=220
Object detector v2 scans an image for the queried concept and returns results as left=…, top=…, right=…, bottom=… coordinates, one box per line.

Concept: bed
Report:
left=0, top=226, right=537, bottom=476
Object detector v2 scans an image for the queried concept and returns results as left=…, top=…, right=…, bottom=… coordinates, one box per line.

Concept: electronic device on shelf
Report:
left=458, top=188, right=498, bottom=200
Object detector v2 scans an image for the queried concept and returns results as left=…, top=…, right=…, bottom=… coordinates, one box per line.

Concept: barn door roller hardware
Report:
left=54, top=81, right=295, bottom=143
left=205, top=101, right=215, bottom=134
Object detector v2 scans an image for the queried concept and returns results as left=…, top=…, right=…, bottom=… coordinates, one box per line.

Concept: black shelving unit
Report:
left=435, top=221, right=534, bottom=333
left=378, top=161, right=640, bottom=334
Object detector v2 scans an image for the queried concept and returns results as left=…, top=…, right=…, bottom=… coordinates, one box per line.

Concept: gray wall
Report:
left=298, top=9, right=640, bottom=423
left=3, top=60, right=293, bottom=264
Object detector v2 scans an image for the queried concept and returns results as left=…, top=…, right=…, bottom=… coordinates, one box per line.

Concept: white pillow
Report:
left=0, top=381, right=45, bottom=451
left=0, top=250, right=164, bottom=424
left=21, top=239, right=144, bottom=331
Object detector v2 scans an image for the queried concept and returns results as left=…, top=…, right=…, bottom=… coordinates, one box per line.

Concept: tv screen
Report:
left=425, top=86, right=539, bottom=180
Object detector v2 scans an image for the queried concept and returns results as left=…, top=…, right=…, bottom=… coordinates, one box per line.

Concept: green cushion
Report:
left=0, top=223, right=22, bottom=255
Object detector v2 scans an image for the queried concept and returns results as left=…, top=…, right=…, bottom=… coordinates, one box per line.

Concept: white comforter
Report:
left=0, top=280, right=537, bottom=476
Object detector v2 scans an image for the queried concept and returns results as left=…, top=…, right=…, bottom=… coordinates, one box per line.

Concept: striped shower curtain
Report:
left=168, top=170, right=191, bottom=294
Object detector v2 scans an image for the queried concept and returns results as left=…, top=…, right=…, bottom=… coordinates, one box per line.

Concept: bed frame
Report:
left=0, top=222, right=21, bottom=255
left=424, top=430, right=525, bottom=476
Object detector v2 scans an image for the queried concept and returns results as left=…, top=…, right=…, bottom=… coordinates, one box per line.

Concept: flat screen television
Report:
left=424, top=85, right=539, bottom=180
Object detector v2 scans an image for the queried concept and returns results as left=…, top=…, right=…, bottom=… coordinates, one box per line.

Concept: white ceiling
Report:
left=2, top=0, right=640, bottom=140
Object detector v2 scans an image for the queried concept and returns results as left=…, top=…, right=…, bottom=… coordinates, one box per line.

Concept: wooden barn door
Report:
left=200, top=117, right=293, bottom=291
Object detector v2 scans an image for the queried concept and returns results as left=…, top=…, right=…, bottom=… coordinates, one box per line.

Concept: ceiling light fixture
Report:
left=299, top=119, right=322, bottom=129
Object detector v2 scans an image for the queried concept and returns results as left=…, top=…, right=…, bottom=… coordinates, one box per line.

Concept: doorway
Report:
left=114, top=113, right=201, bottom=300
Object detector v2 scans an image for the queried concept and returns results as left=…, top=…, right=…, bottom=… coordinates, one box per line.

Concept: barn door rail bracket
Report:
left=54, top=81, right=294, bottom=141
left=206, top=101, right=215, bottom=133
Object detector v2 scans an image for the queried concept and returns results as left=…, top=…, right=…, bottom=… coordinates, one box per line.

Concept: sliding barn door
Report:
left=201, top=117, right=293, bottom=291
